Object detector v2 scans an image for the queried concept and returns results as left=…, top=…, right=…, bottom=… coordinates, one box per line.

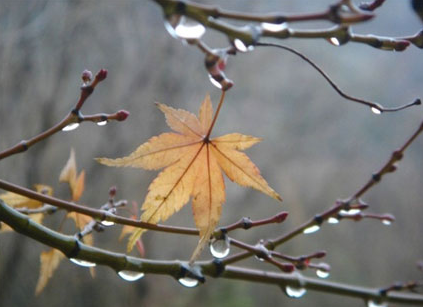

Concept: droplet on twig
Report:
left=208, top=74, right=223, bottom=89
left=174, top=17, right=206, bottom=40
left=303, top=225, right=320, bottom=234
left=209, top=236, right=230, bottom=258
left=283, top=286, right=307, bottom=298
left=328, top=217, right=339, bottom=224
left=164, top=15, right=205, bottom=40
left=69, top=258, right=96, bottom=267
left=371, top=107, right=382, bottom=114
left=62, top=123, right=80, bottom=132
left=233, top=39, right=254, bottom=52
left=178, top=277, right=199, bottom=288
left=100, top=220, right=114, bottom=226
left=118, top=270, right=145, bottom=281
left=97, top=120, right=108, bottom=126
left=367, top=300, right=388, bottom=307
left=261, top=22, right=287, bottom=32
left=316, top=269, right=330, bottom=279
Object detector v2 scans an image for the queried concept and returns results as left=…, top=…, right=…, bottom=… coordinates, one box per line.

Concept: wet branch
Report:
left=1, top=200, right=423, bottom=305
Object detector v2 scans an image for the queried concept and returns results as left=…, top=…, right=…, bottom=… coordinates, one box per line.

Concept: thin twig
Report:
left=256, top=42, right=421, bottom=113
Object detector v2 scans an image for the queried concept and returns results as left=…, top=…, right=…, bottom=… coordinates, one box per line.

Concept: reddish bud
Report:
left=394, top=40, right=410, bottom=51
left=109, top=186, right=117, bottom=198
left=313, top=251, right=327, bottom=259
left=96, top=69, right=108, bottom=82
left=274, top=211, right=289, bottom=223
left=116, top=110, right=130, bottom=121
left=281, top=263, right=295, bottom=273
left=81, top=70, right=93, bottom=83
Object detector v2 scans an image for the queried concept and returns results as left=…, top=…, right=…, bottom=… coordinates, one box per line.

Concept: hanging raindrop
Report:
left=371, top=107, right=382, bottom=115
left=367, top=300, right=388, bottom=307
left=316, top=269, right=330, bottom=279
left=303, top=225, right=320, bottom=234
left=328, top=37, right=341, bottom=46
left=178, top=277, right=199, bottom=288
left=340, top=208, right=361, bottom=215
left=284, top=286, right=307, bottom=298
left=164, top=14, right=182, bottom=39
left=261, top=22, right=287, bottom=32
left=100, top=220, right=115, bottom=227
left=118, top=270, right=145, bottom=281
left=208, top=74, right=223, bottom=89
left=174, top=17, right=205, bottom=40
left=209, top=236, right=230, bottom=258
left=233, top=39, right=249, bottom=52
left=381, top=219, right=392, bottom=226
left=97, top=120, right=108, bottom=126
left=62, top=123, right=80, bottom=132
left=328, top=217, right=339, bottom=224
left=70, top=258, right=96, bottom=268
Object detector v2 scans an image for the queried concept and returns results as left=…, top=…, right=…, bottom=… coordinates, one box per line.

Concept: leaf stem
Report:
left=205, top=90, right=226, bottom=140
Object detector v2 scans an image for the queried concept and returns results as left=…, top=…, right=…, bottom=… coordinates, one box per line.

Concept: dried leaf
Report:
left=35, top=249, right=64, bottom=295
left=97, top=94, right=281, bottom=261
left=60, top=149, right=85, bottom=201
left=67, top=212, right=93, bottom=230
left=0, top=184, right=53, bottom=209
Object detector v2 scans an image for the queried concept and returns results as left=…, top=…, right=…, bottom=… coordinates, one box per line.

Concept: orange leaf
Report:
left=35, top=249, right=64, bottom=295
left=60, top=149, right=85, bottom=201
left=0, top=184, right=53, bottom=209
left=67, top=212, right=93, bottom=230
left=97, top=93, right=281, bottom=260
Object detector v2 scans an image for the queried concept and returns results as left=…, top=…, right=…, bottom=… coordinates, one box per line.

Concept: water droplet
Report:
left=174, top=17, right=205, bottom=40
left=62, top=123, right=80, bottom=132
left=209, top=236, right=230, bottom=258
left=208, top=74, right=223, bottom=89
left=340, top=209, right=361, bottom=215
left=97, top=120, right=108, bottom=126
left=233, top=39, right=249, bottom=52
left=178, top=277, right=199, bottom=288
left=70, top=258, right=96, bottom=267
left=382, top=219, right=392, bottom=226
left=303, top=225, right=320, bottom=234
left=164, top=14, right=182, bottom=39
left=284, top=286, right=307, bottom=298
left=118, top=270, right=145, bottom=281
left=261, top=22, right=287, bottom=32
left=328, top=217, right=339, bottom=224
left=371, top=107, right=382, bottom=114
left=328, top=37, right=341, bottom=46
left=316, top=269, right=330, bottom=279
left=100, top=220, right=114, bottom=226
left=367, top=300, right=388, bottom=307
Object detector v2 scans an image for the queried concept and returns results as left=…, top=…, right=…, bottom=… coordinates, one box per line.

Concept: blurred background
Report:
left=1, top=0, right=423, bottom=306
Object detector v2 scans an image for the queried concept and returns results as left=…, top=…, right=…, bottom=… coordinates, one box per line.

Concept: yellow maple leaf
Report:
left=97, top=93, right=281, bottom=261
left=35, top=249, right=65, bottom=295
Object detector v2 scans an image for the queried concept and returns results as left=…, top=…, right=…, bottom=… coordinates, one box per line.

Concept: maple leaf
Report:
left=97, top=93, right=281, bottom=261
left=60, top=149, right=95, bottom=276
left=35, top=249, right=64, bottom=295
